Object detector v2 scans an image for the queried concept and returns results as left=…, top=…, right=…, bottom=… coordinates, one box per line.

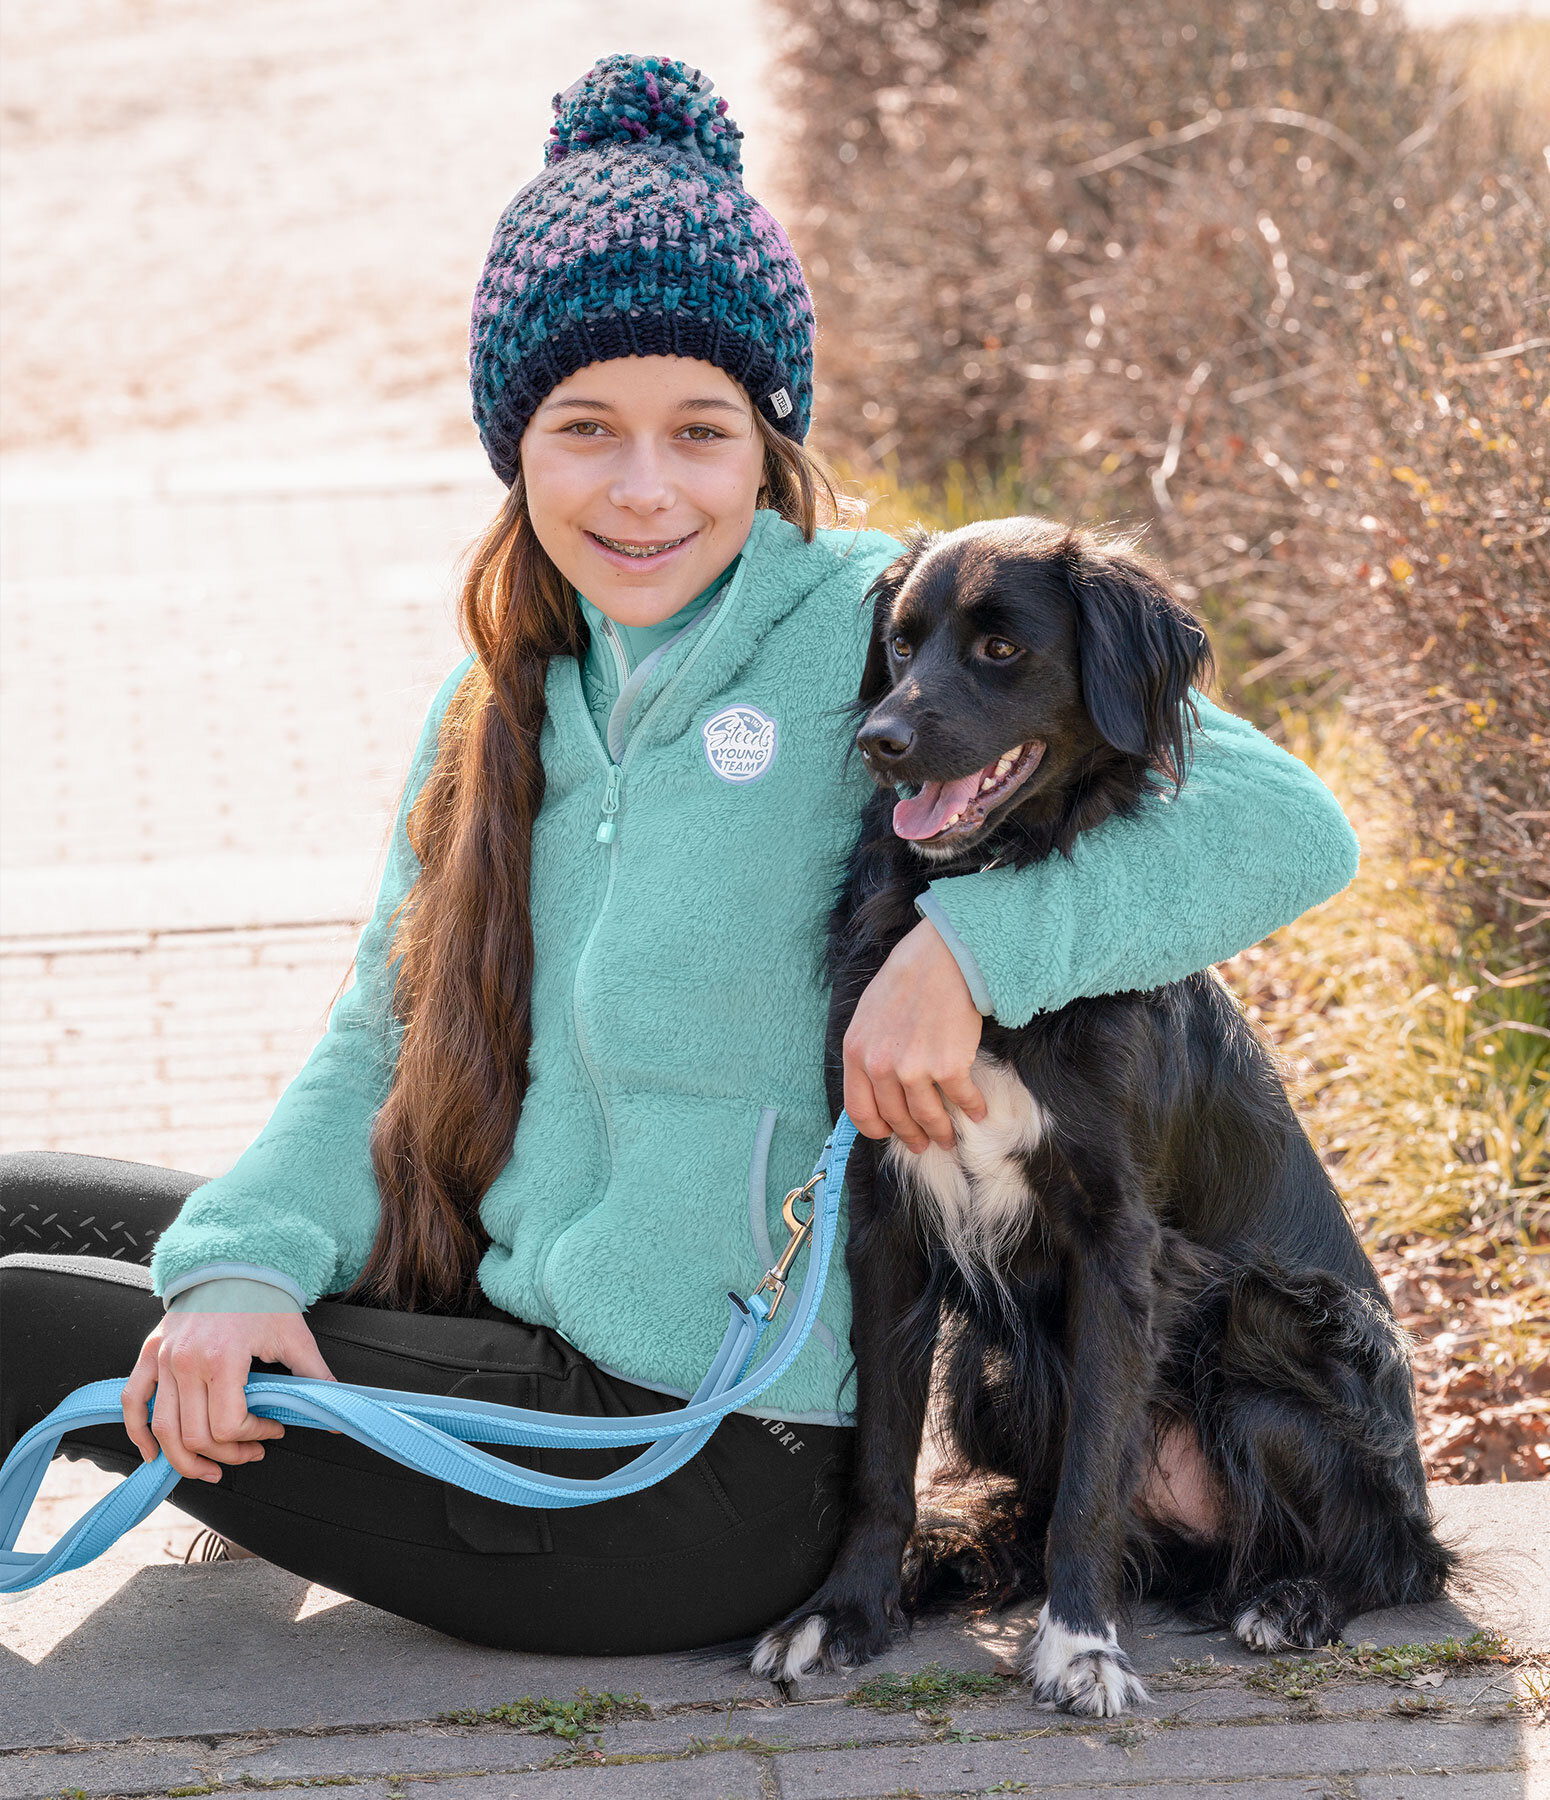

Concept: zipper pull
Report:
left=596, top=765, right=623, bottom=843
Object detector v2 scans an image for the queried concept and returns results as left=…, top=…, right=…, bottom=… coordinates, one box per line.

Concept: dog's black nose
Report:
left=857, top=717, right=915, bottom=766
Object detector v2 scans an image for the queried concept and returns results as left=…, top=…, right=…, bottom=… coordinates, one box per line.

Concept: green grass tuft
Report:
left=438, top=1686, right=651, bottom=1738
left=1245, top=1629, right=1512, bottom=1698
left=845, top=1661, right=1013, bottom=1713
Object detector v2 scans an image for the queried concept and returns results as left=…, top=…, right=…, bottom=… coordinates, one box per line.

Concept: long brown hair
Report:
left=347, top=405, right=863, bottom=1311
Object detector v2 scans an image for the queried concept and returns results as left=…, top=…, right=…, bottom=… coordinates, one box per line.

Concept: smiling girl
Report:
left=0, top=53, right=1359, bottom=1654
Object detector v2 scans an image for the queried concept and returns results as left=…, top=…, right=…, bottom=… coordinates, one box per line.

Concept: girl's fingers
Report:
left=899, top=1075, right=957, bottom=1151
left=175, top=1353, right=272, bottom=1465
left=935, top=1065, right=988, bottom=1124
left=121, top=1353, right=160, bottom=1464
left=274, top=1321, right=336, bottom=1383
left=870, top=1071, right=931, bottom=1155
left=150, top=1374, right=222, bottom=1482
left=842, top=1050, right=890, bottom=1141
left=167, top=1361, right=221, bottom=1465
left=207, top=1367, right=283, bottom=1446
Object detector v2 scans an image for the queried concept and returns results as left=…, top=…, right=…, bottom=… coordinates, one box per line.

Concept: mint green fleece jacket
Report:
left=148, top=505, right=1359, bottom=1424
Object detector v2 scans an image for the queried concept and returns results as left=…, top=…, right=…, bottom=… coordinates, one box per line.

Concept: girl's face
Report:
left=519, top=355, right=765, bottom=626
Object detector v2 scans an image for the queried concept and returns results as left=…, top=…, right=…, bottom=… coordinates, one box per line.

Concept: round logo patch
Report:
left=702, top=704, right=779, bottom=784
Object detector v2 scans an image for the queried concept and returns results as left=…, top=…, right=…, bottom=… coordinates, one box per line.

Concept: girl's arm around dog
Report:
left=915, top=694, right=1359, bottom=1029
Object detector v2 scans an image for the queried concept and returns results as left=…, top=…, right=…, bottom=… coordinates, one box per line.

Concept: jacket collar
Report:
left=545, top=507, right=902, bottom=768
left=624, top=509, right=901, bottom=745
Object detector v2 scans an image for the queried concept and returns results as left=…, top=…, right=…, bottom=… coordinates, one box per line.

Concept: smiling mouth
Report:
left=587, top=529, right=696, bottom=560
left=891, top=740, right=1047, bottom=843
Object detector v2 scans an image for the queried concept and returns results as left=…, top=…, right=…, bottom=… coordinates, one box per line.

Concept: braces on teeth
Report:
left=594, top=532, right=689, bottom=557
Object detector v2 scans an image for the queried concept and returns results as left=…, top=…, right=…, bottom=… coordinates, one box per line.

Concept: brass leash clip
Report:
left=751, top=1171, right=824, bottom=1322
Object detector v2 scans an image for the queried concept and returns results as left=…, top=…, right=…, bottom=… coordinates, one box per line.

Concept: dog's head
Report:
left=852, top=518, right=1212, bottom=862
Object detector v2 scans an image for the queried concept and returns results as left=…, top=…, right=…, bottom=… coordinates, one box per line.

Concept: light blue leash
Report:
left=0, top=1112, right=858, bottom=1595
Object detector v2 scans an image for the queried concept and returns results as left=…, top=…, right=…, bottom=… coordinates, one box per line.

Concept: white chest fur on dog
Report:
left=882, top=1052, right=1049, bottom=1281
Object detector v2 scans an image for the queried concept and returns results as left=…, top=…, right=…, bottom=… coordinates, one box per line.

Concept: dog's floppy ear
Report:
left=857, top=527, right=933, bottom=705
left=1065, top=534, right=1214, bottom=787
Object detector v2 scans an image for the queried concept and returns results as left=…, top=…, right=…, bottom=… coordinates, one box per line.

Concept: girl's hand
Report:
left=844, top=918, right=989, bottom=1153
left=121, top=1311, right=336, bottom=1482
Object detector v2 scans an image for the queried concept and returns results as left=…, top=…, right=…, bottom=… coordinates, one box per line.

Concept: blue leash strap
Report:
left=0, top=1112, right=858, bottom=1594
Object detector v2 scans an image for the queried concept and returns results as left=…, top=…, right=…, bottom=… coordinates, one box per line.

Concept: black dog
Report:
left=752, top=517, right=1452, bottom=1715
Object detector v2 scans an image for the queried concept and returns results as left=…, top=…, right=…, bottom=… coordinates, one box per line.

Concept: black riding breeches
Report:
left=0, top=1151, right=853, bottom=1654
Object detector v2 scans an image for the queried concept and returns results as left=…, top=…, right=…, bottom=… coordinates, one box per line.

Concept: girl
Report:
left=0, top=53, right=1359, bottom=1655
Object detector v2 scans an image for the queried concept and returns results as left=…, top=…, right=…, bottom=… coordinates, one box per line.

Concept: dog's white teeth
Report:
left=980, top=776, right=996, bottom=792
left=944, top=811, right=962, bottom=826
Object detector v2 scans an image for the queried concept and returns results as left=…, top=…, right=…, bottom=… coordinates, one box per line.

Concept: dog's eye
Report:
left=889, top=636, right=912, bottom=660
left=983, top=637, right=1021, bottom=661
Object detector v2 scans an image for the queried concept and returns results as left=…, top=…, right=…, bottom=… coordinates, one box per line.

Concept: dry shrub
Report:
left=769, top=0, right=1547, bottom=945
left=1221, top=708, right=1548, bottom=1482
left=1337, top=183, right=1548, bottom=945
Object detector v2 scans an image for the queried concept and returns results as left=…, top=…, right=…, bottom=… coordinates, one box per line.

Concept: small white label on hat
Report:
left=767, top=386, right=793, bottom=419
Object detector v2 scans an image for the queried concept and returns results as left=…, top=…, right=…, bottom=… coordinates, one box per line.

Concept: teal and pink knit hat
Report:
left=469, top=52, right=817, bottom=487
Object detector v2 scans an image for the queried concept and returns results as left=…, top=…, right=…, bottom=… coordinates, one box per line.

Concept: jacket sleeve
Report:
left=166, top=1273, right=305, bottom=1315
left=917, top=693, right=1359, bottom=1028
left=149, top=656, right=476, bottom=1303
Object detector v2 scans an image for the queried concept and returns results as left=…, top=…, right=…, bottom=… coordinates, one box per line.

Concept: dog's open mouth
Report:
left=891, top=740, right=1047, bottom=843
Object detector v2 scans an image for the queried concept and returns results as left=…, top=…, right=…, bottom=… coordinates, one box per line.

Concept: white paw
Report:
left=751, top=1613, right=830, bottom=1683
left=1233, top=1604, right=1292, bottom=1653
left=1020, top=1602, right=1149, bottom=1717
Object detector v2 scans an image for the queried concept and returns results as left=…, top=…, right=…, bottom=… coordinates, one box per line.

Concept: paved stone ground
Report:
left=0, top=454, right=495, bottom=1169
left=2, top=1470, right=1547, bottom=1797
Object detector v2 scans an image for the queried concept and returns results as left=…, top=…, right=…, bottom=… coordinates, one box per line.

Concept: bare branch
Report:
left=1071, top=106, right=1376, bottom=179
left=1151, top=361, right=1213, bottom=513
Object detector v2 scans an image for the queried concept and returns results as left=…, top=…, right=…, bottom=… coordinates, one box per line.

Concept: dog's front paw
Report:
left=752, top=1611, right=835, bottom=1684
left=1020, top=1603, right=1149, bottom=1717
left=752, top=1596, right=902, bottom=1686
left=1233, top=1578, right=1337, bottom=1653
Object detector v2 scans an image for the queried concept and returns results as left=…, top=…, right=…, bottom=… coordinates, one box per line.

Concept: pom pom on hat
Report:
left=469, top=50, right=813, bottom=484
left=546, top=52, right=744, bottom=176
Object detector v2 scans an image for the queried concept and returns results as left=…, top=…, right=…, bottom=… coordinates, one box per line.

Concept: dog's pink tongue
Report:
left=892, top=769, right=987, bottom=840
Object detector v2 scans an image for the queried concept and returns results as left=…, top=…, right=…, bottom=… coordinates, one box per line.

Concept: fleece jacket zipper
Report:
left=543, top=587, right=744, bottom=1317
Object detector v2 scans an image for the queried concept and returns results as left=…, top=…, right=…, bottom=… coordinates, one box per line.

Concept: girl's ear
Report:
left=857, top=528, right=933, bottom=705
left=1065, top=537, right=1214, bottom=786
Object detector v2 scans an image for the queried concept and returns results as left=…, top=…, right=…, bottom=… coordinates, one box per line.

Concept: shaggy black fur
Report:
left=752, top=518, right=1453, bottom=1711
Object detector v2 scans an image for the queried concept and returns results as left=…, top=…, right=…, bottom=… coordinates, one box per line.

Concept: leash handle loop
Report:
left=0, top=1111, right=858, bottom=1594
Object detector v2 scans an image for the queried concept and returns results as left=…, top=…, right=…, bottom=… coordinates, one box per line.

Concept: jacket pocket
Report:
left=440, top=1369, right=555, bottom=1556
left=746, top=1104, right=844, bottom=1365
left=746, top=1104, right=781, bottom=1276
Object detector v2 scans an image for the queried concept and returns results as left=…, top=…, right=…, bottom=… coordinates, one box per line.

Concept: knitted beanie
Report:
left=469, top=52, right=817, bottom=487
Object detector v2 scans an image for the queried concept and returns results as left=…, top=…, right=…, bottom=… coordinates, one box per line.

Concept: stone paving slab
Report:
left=0, top=922, right=366, bottom=1170
left=3, top=1481, right=1543, bottom=1748
left=771, top=1716, right=1535, bottom=1797
left=2, top=1483, right=1546, bottom=1797
left=1362, top=1777, right=1543, bottom=1799
left=2, top=1699, right=1543, bottom=1799
left=0, top=461, right=493, bottom=1172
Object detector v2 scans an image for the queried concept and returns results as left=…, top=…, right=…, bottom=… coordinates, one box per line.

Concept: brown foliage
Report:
left=769, top=0, right=1548, bottom=946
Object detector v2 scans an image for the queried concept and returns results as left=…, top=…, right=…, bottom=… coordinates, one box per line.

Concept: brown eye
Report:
left=890, top=636, right=912, bottom=659
left=984, top=637, right=1020, bottom=660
